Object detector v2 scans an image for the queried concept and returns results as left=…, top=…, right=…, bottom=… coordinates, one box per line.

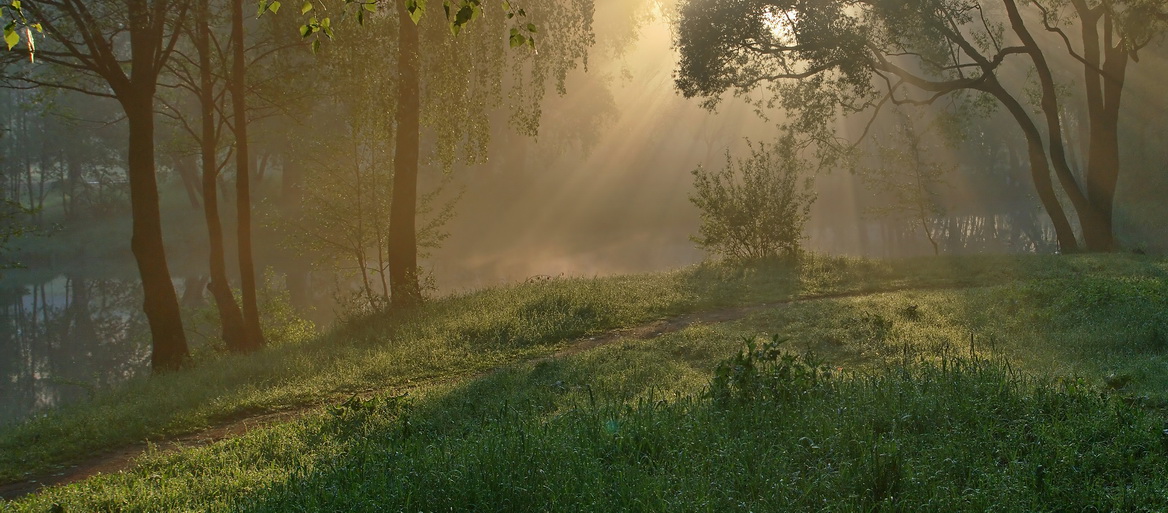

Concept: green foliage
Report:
left=3, top=253, right=1168, bottom=494
left=861, top=113, right=951, bottom=254
left=0, top=1, right=41, bottom=55
left=708, top=335, right=830, bottom=406
left=690, top=134, right=815, bottom=260
left=280, top=0, right=539, bottom=52
left=11, top=335, right=1168, bottom=511
left=185, top=271, right=317, bottom=360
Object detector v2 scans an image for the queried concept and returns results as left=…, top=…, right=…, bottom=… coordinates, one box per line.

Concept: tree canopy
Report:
left=673, top=0, right=1167, bottom=252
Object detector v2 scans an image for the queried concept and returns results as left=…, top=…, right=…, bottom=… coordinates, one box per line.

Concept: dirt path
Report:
left=0, top=284, right=963, bottom=502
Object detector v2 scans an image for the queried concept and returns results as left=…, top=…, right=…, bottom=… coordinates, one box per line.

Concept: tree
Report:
left=191, top=0, right=250, bottom=351
left=690, top=134, right=815, bottom=260
left=229, top=0, right=265, bottom=348
left=1032, top=0, right=1165, bottom=249
left=861, top=113, right=950, bottom=256
left=4, top=1, right=193, bottom=370
left=387, top=0, right=595, bottom=308
left=673, top=0, right=1166, bottom=253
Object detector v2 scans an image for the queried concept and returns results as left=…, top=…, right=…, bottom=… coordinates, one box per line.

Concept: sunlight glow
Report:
left=762, top=7, right=798, bottom=46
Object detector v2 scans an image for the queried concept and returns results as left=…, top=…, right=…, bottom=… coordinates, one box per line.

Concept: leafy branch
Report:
left=1, top=0, right=43, bottom=60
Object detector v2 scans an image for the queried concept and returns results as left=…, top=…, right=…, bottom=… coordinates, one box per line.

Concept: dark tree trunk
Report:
left=1003, top=0, right=1105, bottom=252
left=231, top=0, right=265, bottom=350
left=1074, top=2, right=1127, bottom=251
left=197, top=0, right=248, bottom=352
left=20, top=0, right=195, bottom=371
left=388, top=8, right=422, bottom=309
left=983, top=80, right=1079, bottom=252
left=123, top=88, right=190, bottom=372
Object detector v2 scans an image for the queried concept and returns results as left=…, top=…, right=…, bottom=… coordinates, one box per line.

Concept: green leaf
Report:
left=300, top=1, right=312, bottom=14
left=257, top=0, right=269, bottom=16
left=268, top=1, right=281, bottom=13
left=362, top=3, right=376, bottom=12
left=526, top=22, right=536, bottom=33
left=509, top=32, right=524, bottom=48
left=501, top=0, right=510, bottom=11
left=4, top=27, right=18, bottom=51
left=299, top=24, right=312, bottom=38
left=406, top=0, right=425, bottom=24
left=10, top=0, right=20, bottom=10
left=311, top=39, right=320, bottom=54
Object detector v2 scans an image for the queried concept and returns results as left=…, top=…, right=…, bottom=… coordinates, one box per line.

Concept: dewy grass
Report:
left=7, top=340, right=1167, bottom=511
left=1, top=253, right=1165, bottom=496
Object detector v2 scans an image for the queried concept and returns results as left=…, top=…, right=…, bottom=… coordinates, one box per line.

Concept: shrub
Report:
left=689, top=134, right=815, bottom=260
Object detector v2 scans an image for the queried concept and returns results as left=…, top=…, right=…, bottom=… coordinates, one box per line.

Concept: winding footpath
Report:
left=0, top=282, right=978, bottom=502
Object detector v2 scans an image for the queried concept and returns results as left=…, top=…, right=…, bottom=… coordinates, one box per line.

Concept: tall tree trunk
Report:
left=1085, top=45, right=1124, bottom=248
left=983, top=80, right=1079, bottom=252
left=1073, top=3, right=1127, bottom=250
left=197, top=0, right=248, bottom=352
left=123, top=88, right=190, bottom=372
left=388, top=8, right=421, bottom=309
left=231, top=0, right=265, bottom=350
left=1003, top=0, right=1106, bottom=251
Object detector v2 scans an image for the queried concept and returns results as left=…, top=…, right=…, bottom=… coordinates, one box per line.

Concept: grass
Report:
left=2, top=253, right=1168, bottom=509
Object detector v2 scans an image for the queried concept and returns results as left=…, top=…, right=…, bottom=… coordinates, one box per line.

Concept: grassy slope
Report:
left=2, top=253, right=1168, bottom=510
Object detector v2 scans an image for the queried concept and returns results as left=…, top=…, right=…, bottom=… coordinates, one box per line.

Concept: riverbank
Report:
left=2, top=253, right=1166, bottom=509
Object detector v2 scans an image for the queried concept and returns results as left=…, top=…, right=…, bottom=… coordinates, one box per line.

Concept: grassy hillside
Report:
left=2, top=253, right=1167, bottom=510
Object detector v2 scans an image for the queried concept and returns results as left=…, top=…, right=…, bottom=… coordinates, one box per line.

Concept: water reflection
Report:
left=0, top=275, right=150, bottom=426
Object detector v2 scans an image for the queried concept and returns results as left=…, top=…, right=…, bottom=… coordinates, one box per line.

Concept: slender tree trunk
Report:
left=197, top=0, right=248, bottom=352
left=388, top=8, right=421, bottom=309
left=1086, top=31, right=1127, bottom=250
left=123, top=90, right=190, bottom=371
left=983, top=81, right=1079, bottom=252
left=1071, top=0, right=1121, bottom=251
left=231, top=0, right=265, bottom=350
left=1002, top=0, right=1105, bottom=251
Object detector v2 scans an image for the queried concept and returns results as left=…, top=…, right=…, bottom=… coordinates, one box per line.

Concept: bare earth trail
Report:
left=0, top=283, right=976, bottom=501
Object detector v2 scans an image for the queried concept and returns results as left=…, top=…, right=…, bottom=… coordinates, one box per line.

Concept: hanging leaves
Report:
left=0, top=0, right=42, bottom=60
left=261, top=0, right=539, bottom=53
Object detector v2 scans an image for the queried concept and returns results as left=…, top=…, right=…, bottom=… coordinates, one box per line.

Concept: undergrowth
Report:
left=1, top=253, right=1165, bottom=496
left=9, top=337, right=1167, bottom=511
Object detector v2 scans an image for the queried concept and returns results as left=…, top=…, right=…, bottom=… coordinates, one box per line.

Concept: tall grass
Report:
left=9, top=339, right=1166, bottom=511
left=1, top=253, right=1164, bottom=488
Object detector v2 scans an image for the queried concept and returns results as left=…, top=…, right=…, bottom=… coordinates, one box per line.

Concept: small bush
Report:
left=708, top=335, right=831, bottom=405
left=689, top=134, right=815, bottom=260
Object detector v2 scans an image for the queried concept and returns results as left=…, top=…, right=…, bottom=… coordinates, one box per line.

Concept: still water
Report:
left=1, top=275, right=151, bottom=426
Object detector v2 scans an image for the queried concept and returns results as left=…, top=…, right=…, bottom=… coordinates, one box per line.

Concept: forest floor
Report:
left=3, top=253, right=1168, bottom=511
